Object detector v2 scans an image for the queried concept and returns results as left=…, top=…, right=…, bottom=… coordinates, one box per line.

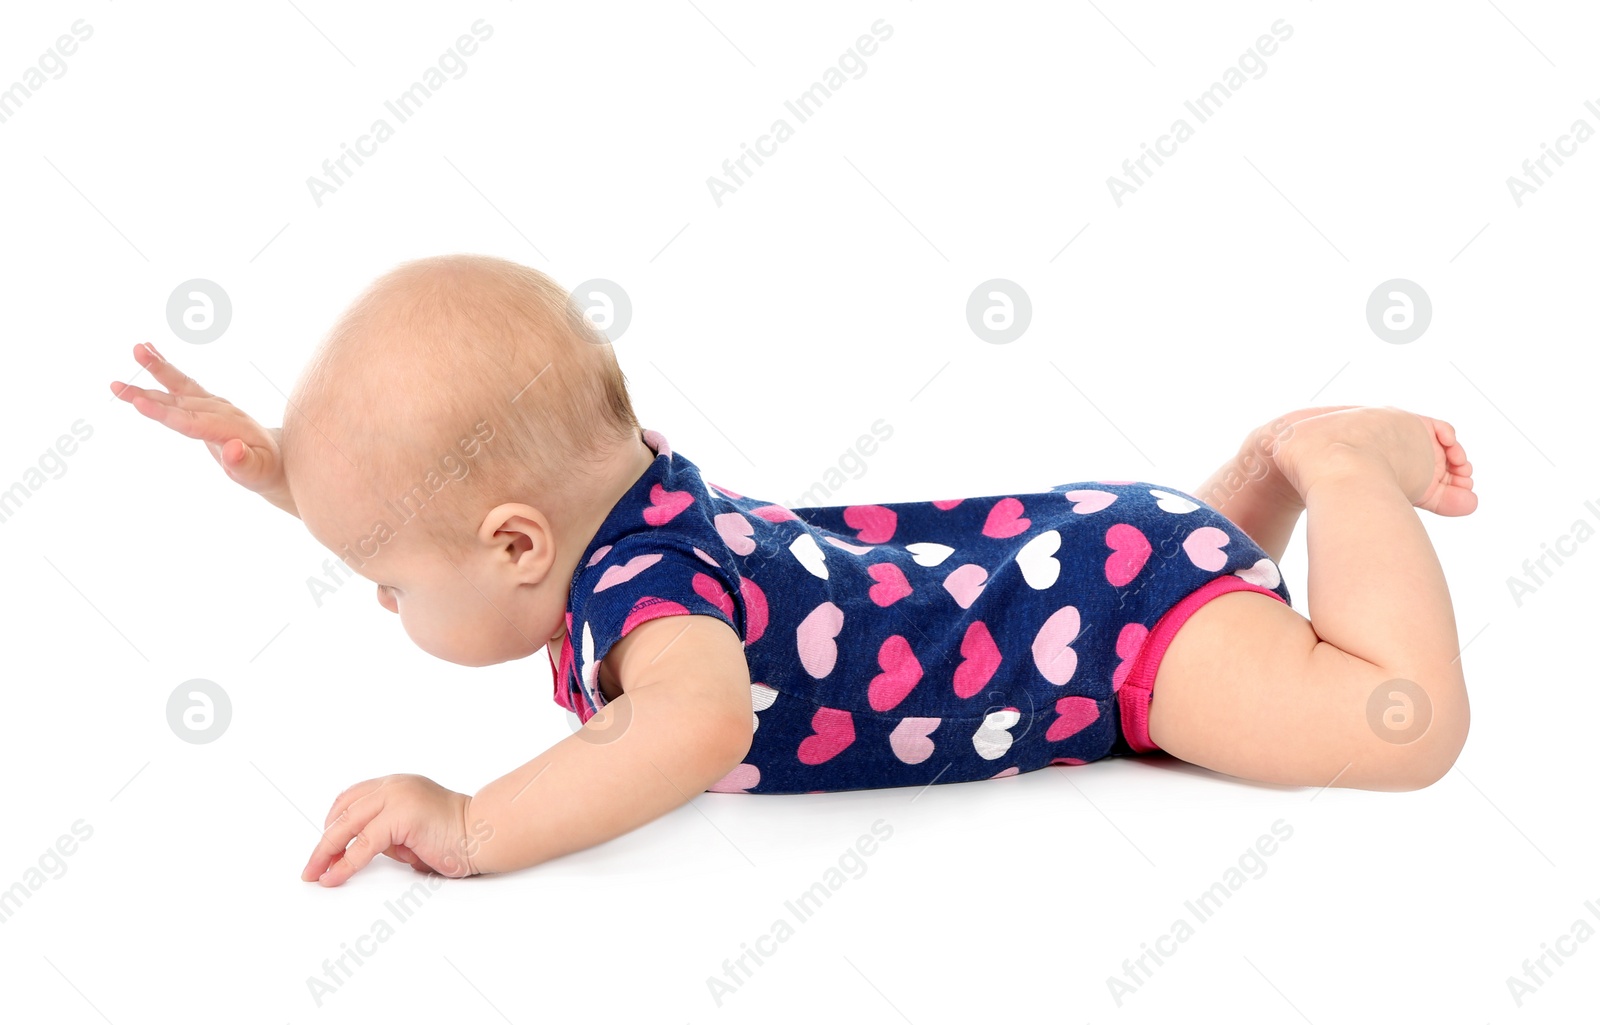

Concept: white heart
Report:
left=789, top=532, right=828, bottom=579
left=906, top=542, right=955, bottom=567
left=972, top=708, right=1020, bottom=760
left=824, top=535, right=874, bottom=554
left=1016, top=529, right=1062, bottom=590
left=1235, top=558, right=1281, bottom=590
left=1150, top=489, right=1200, bottom=514
left=750, top=682, right=778, bottom=730
left=580, top=621, right=597, bottom=701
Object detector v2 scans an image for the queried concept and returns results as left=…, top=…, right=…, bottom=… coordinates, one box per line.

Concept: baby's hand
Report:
left=301, top=774, right=477, bottom=887
left=109, top=343, right=297, bottom=517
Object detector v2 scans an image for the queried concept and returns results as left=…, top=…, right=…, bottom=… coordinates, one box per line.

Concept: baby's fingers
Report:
left=132, top=342, right=213, bottom=399
left=302, top=795, right=387, bottom=885
left=318, top=823, right=392, bottom=887
left=111, top=385, right=199, bottom=437
left=112, top=385, right=237, bottom=445
left=323, top=778, right=387, bottom=830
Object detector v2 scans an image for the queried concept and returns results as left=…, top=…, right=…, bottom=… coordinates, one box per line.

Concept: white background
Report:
left=1, top=1, right=1595, bottom=1021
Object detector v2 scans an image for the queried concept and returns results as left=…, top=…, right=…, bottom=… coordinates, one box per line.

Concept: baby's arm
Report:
left=110, top=343, right=299, bottom=517
left=470, top=615, right=753, bottom=872
left=302, top=615, right=753, bottom=884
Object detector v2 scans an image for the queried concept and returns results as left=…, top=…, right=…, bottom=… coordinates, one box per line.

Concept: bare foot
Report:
left=1189, top=406, right=1363, bottom=561
left=1216, top=405, right=1360, bottom=511
left=1274, top=406, right=1478, bottom=517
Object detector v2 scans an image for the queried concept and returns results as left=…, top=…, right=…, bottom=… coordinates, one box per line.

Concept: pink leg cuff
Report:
left=1117, top=574, right=1289, bottom=754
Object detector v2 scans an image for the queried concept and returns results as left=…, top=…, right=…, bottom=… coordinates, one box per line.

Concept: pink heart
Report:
left=981, top=497, right=1031, bottom=538
left=1183, top=526, right=1231, bottom=571
left=1112, top=621, right=1148, bottom=692
left=708, top=480, right=743, bottom=498
left=992, top=766, right=1020, bottom=777
left=932, top=499, right=964, bottom=510
left=707, top=763, right=760, bottom=793
left=889, top=717, right=940, bottom=764
left=692, top=546, right=719, bottom=566
left=1031, top=604, right=1081, bottom=685
left=843, top=504, right=897, bottom=543
left=1049, top=757, right=1087, bottom=766
left=594, top=553, right=662, bottom=592
left=1104, top=523, right=1151, bottom=586
left=796, top=601, right=844, bottom=678
left=714, top=513, right=756, bottom=555
left=1046, top=695, right=1100, bottom=742
left=642, top=483, right=693, bottom=526
left=740, top=575, right=768, bottom=645
left=692, top=573, right=734, bottom=620
left=867, top=563, right=913, bottom=606
left=621, top=598, right=687, bottom=636
left=953, top=620, right=1001, bottom=698
left=749, top=504, right=798, bottom=522
left=868, top=634, right=923, bottom=712
left=825, top=536, right=874, bottom=554
left=942, top=564, right=988, bottom=609
left=798, top=707, right=855, bottom=764
left=586, top=544, right=612, bottom=567
left=1063, top=489, right=1116, bottom=514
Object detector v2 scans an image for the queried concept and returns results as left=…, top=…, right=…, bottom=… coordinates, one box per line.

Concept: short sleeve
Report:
left=566, top=532, right=746, bottom=720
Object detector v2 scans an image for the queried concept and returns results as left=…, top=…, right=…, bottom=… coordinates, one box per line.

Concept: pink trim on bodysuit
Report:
left=1117, top=575, right=1288, bottom=754
left=549, top=611, right=582, bottom=719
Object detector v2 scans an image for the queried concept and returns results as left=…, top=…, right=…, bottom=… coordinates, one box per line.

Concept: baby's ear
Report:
left=480, top=502, right=555, bottom=570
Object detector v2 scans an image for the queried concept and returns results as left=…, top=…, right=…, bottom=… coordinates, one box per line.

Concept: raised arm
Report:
left=110, top=342, right=299, bottom=518
left=468, top=614, right=753, bottom=873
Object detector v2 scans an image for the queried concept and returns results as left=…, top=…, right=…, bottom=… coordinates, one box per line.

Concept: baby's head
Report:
left=280, top=254, right=642, bottom=666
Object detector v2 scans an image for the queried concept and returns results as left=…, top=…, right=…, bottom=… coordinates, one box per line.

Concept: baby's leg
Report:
left=1147, top=408, right=1474, bottom=791
left=1189, top=404, right=1356, bottom=563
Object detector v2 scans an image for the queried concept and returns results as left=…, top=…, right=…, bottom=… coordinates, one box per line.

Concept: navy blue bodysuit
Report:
left=548, top=429, right=1292, bottom=794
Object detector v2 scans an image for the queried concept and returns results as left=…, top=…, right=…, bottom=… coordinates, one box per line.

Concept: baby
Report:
left=110, top=255, right=1477, bottom=886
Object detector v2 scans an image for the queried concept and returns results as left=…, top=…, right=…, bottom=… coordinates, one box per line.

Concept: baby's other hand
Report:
left=110, top=343, right=296, bottom=516
left=301, top=774, right=477, bottom=887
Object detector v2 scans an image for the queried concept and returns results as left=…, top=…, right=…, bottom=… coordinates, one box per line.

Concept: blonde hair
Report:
left=281, top=254, right=640, bottom=552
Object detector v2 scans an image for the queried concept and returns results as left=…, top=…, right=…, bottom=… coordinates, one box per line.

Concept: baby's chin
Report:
left=425, top=639, right=539, bottom=669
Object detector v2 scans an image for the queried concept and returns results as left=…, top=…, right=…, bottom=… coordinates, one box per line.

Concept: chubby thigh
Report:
left=1144, top=589, right=1445, bottom=791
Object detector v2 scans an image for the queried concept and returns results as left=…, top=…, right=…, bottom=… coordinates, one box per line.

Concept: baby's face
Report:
left=290, top=451, right=553, bottom=668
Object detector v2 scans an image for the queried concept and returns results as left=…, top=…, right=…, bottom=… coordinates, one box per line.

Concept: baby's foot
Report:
left=1231, top=405, right=1359, bottom=510
left=1273, top=406, right=1478, bottom=517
